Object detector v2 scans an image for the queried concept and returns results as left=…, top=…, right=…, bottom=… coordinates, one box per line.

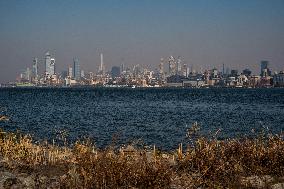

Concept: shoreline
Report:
left=0, top=130, right=283, bottom=188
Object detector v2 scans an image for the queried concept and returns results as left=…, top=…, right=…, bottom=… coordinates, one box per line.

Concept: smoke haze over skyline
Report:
left=0, top=0, right=284, bottom=82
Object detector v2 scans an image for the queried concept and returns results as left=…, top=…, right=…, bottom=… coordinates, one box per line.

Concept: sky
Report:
left=0, top=0, right=284, bottom=83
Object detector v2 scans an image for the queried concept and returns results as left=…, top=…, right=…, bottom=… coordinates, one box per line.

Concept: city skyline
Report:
left=0, top=0, right=284, bottom=83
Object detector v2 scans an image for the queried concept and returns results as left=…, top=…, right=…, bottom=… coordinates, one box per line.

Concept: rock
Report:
left=271, top=183, right=284, bottom=189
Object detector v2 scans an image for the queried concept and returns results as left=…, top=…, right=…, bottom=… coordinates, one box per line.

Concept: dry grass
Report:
left=0, top=128, right=283, bottom=188
left=177, top=135, right=284, bottom=188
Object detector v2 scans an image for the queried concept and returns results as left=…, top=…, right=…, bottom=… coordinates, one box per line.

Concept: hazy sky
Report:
left=0, top=0, right=284, bottom=82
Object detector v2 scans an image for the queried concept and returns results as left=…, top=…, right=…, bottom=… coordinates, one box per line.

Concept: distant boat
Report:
left=0, top=116, right=9, bottom=121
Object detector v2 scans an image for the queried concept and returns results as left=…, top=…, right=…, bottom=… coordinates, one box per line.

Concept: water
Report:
left=0, top=87, right=283, bottom=150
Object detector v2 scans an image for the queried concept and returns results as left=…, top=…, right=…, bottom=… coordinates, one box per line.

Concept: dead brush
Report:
left=61, top=143, right=172, bottom=188
left=0, top=130, right=73, bottom=167
left=0, top=128, right=284, bottom=188
left=176, top=135, right=284, bottom=188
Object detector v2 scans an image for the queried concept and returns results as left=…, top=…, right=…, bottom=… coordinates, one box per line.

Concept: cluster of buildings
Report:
left=166, top=60, right=284, bottom=88
left=13, top=51, right=284, bottom=88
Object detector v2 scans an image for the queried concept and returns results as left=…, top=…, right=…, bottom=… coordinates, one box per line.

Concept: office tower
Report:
left=111, top=66, right=121, bottom=78
left=81, top=70, right=85, bottom=78
left=32, top=58, right=38, bottom=78
left=212, top=68, right=218, bottom=78
left=260, top=60, right=271, bottom=77
left=73, top=58, right=81, bottom=81
left=182, top=64, right=188, bottom=77
left=88, top=72, right=94, bottom=80
left=50, top=58, right=55, bottom=75
left=44, top=51, right=55, bottom=76
left=261, top=61, right=268, bottom=72
left=168, top=56, right=176, bottom=76
left=159, top=58, right=164, bottom=75
left=68, top=66, right=73, bottom=78
left=177, top=57, right=182, bottom=74
left=26, top=67, right=31, bottom=81
left=225, top=68, right=230, bottom=75
left=99, top=53, right=105, bottom=75
left=45, top=51, right=51, bottom=75
left=133, top=64, right=142, bottom=77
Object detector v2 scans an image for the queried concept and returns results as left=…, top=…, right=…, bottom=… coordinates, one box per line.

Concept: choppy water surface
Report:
left=0, top=88, right=283, bottom=150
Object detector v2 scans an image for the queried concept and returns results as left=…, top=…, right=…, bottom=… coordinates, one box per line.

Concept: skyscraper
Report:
left=50, top=58, right=55, bottom=75
left=159, top=58, right=164, bottom=75
left=73, top=58, right=81, bottom=81
left=32, top=58, right=38, bottom=78
left=44, top=51, right=55, bottom=76
left=45, top=51, right=51, bottom=75
left=261, top=61, right=268, bottom=72
left=260, top=60, right=271, bottom=77
left=68, top=66, right=73, bottom=78
left=111, top=66, right=120, bottom=78
left=168, top=56, right=176, bottom=76
left=182, top=64, right=188, bottom=77
left=177, top=57, right=182, bottom=74
left=99, top=53, right=105, bottom=75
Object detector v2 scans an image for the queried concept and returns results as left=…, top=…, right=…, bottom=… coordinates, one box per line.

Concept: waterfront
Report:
left=0, top=88, right=283, bottom=150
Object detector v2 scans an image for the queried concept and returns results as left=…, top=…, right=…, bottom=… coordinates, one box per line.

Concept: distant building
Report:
left=273, top=71, right=284, bottom=87
left=68, top=66, right=73, bottom=78
left=32, top=58, right=38, bottom=78
left=176, top=57, right=182, bottom=74
left=61, top=71, right=67, bottom=79
left=168, top=56, right=176, bottom=76
left=183, top=75, right=205, bottom=87
left=50, top=58, right=55, bottom=75
left=242, top=69, right=252, bottom=77
left=182, top=64, right=188, bottom=77
left=159, top=58, right=164, bottom=75
left=260, top=60, right=271, bottom=77
left=249, top=75, right=261, bottom=87
left=230, top=70, right=238, bottom=77
left=44, top=51, right=55, bottom=76
left=237, top=74, right=248, bottom=86
left=212, top=68, right=219, bottom=78
left=99, top=53, right=105, bottom=75
left=73, top=58, right=81, bottom=81
left=166, top=74, right=185, bottom=87
left=81, top=70, right=85, bottom=78
left=111, top=66, right=121, bottom=78
left=121, top=63, right=125, bottom=73
left=227, top=77, right=237, bottom=87
left=44, top=51, right=50, bottom=75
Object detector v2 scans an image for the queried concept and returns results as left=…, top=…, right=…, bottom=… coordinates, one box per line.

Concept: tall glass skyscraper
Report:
left=45, top=51, right=55, bottom=76
left=73, top=58, right=81, bottom=81
left=45, top=51, right=51, bottom=75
